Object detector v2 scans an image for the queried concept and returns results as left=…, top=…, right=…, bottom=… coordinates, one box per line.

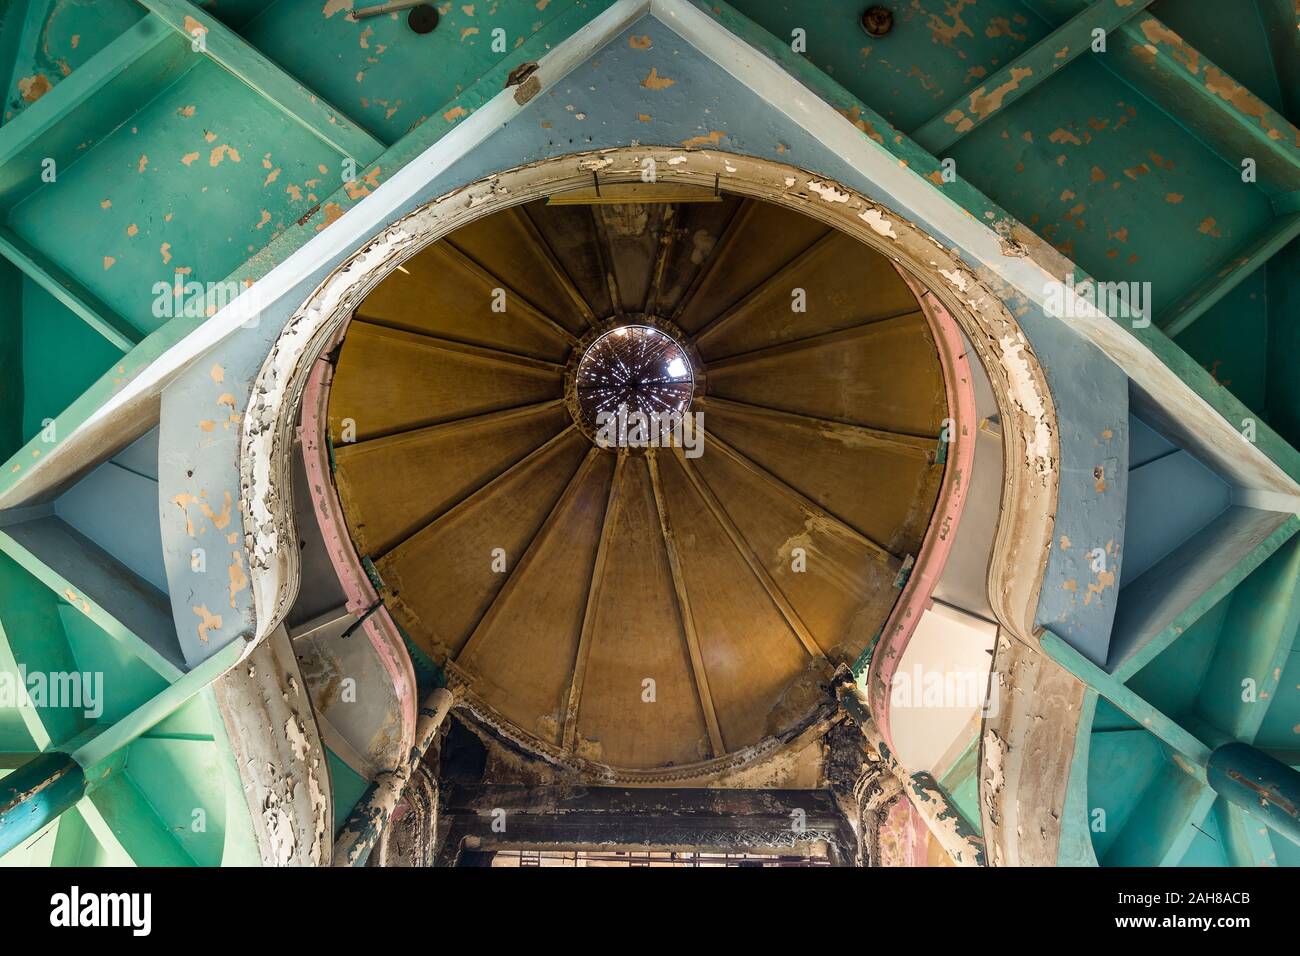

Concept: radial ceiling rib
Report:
left=561, top=449, right=628, bottom=753
left=438, top=238, right=579, bottom=348
left=643, top=204, right=678, bottom=317
left=378, top=424, right=578, bottom=560
left=705, top=311, right=926, bottom=374
left=669, top=197, right=756, bottom=324
left=706, top=432, right=898, bottom=561
left=357, top=243, right=571, bottom=361
left=328, top=322, right=564, bottom=444
left=333, top=400, right=570, bottom=557
left=378, top=429, right=590, bottom=661
left=587, top=205, right=624, bottom=317
left=647, top=450, right=727, bottom=759
left=703, top=399, right=942, bottom=555
left=336, top=398, right=566, bottom=452
left=673, top=447, right=824, bottom=661
left=691, top=231, right=841, bottom=348
left=346, top=318, right=566, bottom=374
left=456, top=447, right=604, bottom=667
left=705, top=313, right=946, bottom=438
left=511, top=205, right=598, bottom=328
left=698, top=395, right=937, bottom=453
left=702, top=304, right=926, bottom=367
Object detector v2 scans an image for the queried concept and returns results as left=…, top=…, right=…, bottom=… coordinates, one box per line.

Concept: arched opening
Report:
left=242, top=149, right=1057, bottom=786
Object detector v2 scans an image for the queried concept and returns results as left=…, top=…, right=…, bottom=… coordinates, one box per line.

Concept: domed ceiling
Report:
left=324, top=187, right=950, bottom=774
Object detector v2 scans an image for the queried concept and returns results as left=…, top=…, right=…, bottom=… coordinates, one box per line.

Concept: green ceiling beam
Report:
left=0, top=226, right=140, bottom=352
left=0, top=526, right=183, bottom=683
left=0, top=622, right=52, bottom=750
left=1112, top=515, right=1300, bottom=683
left=1158, top=211, right=1300, bottom=339
left=1112, top=11, right=1300, bottom=197
left=71, top=638, right=241, bottom=771
left=1020, top=1, right=1300, bottom=198
left=912, top=0, right=1158, bottom=155
left=78, top=773, right=194, bottom=866
left=1041, top=629, right=1211, bottom=774
left=135, top=0, right=385, bottom=163
left=0, top=14, right=190, bottom=209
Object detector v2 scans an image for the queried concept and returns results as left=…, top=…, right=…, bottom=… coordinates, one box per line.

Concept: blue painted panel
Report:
left=112, top=426, right=159, bottom=481
left=55, top=460, right=168, bottom=594
left=1128, top=413, right=1175, bottom=470
left=1122, top=448, right=1230, bottom=587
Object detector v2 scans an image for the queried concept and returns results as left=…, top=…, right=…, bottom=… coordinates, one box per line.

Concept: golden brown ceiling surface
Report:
left=326, top=190, right=948, bottom=775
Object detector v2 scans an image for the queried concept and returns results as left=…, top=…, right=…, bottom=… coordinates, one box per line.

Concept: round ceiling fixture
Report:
left=407, top=4, right=439, bottom=34
left=861, top=5, right=894, bottom=37
left=573, top=324, right=694, bottom=435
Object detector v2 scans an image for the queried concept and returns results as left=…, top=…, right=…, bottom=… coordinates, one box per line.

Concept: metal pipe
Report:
left=1208, top=742, right=1300, bottom=847
left=836, top=676, right=986, bottom=866
left=349, top=0, right=427, bottom=20
left=0, top=751, right=85, bottom=858
left=332, top=686, right=454, bottom=866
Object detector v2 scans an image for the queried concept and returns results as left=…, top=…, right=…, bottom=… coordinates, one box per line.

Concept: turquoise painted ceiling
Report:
left=0, top=0, right=1297, bottom=866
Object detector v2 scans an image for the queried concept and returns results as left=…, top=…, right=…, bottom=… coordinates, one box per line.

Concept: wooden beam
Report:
left=135, top=0, right=385, bottom=163
left=699, top=394, right=936, bottom=453
left=703, top=309, right=920, bottom=371
left=644, top=204, right=678, bottom=315
left=647, top=451, right=726, bottom=758
left=561, top=450, right=626, bottom=752
left=336, top=398, right=565, bottom=453
left=437, top=784, right=854, bottom=862
left=586, top=204, right=624, bottom=317
left=348, top=318, right=566, bottom=374
left=671, top=197, right=754, bottom=325
left=0, top=226, right=140, bottom=352
left=674, top=448, right=824, bottom=660
left=912, top=0, right=1158, bottom=154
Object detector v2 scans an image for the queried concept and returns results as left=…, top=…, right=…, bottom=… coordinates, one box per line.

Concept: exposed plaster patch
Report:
left=641, top=67, right=675, bottom=90
left=193, top=604, right=222, bottom=642
left=968, top=67, right=1033, bottom=120
left=682, top=130, right=726, bottom=148
left=228, top=551, right=249, bottom=608
left=858, top=208, right=898, bottom=238
left=807, top=180, right=850, bottom=203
